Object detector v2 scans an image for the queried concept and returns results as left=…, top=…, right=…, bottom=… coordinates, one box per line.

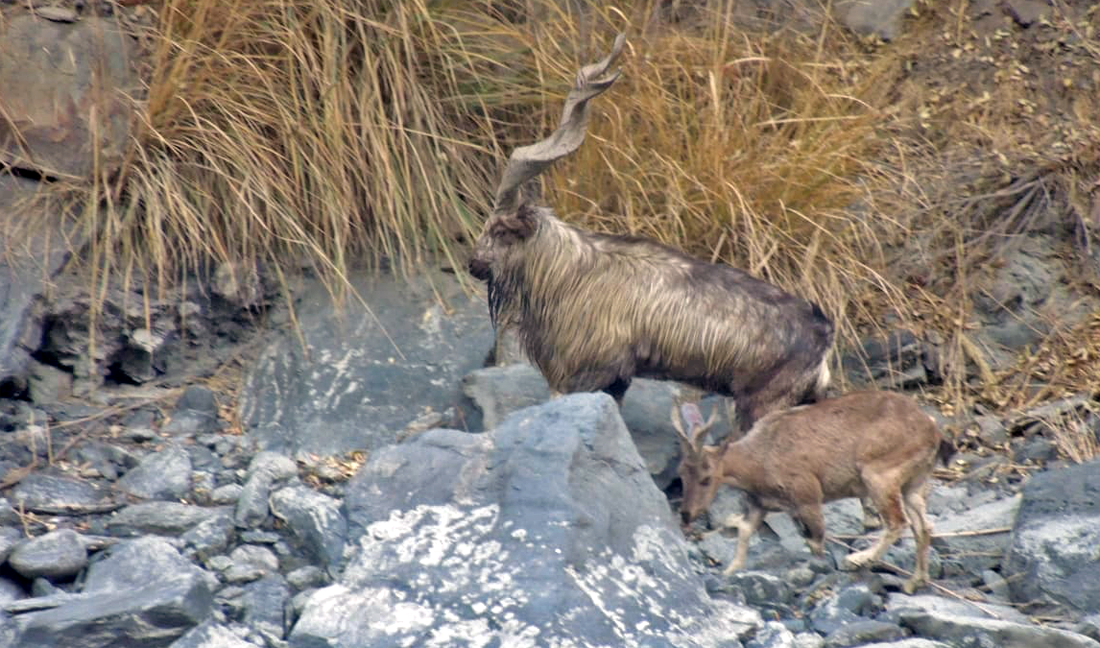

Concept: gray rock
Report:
left=107, top=502, right=233, bottom=536
left=84, top=537, right=211, bottom=594
left=238, top=270, right=493, bottom=456
left=117, top=444, right=193, bottom=500
left=973, top=415, right=1009, bottom=448
left=269, top=485, right=345, bottom=569
left=810, top=584, right=879, bottom=635
left=1, top=176, right=74, bottom=386
left=235, top=451, right=298, bottom=528
left=1004, top=459, right=1100, bottom=613
left=163, top=386, right=220, bottom=435
left=725, top=571, right=792, bottom=610
left=240, top=575, right=289, bottom=642
left=8, top=472, right=103, bottom=513
left=463, top=363, right=699, bottom=489
left=824, top=620, right=905, bottom=648
left=1, top=526, right=23, bottom=563
left=286, top=566, right=326, bottom=591
left=210, top=484, right=243, bottom=505
left=0, top=16, right=139, bottom=179
left=26, top=359, right=72, bottom=404
left=298, top=393, right=763, bottom=647
left=1078, top=615, right=1100, bottom=642
left=857, top=641, right=950, bottom=648
left=169, top=620, right=256, bottom=648
left=460, top=363, right=549, bottom=430
left=842, top=328, right=929, bottom=388
left=745, top=621, right=800, bottom=648
left=180, top=514, right=234, bottom=561
left=73, top=442, right=138, bottom=481
left=4, top=571, right=213, bottom=648
left=0, top=577, right=25, bottom=605
left=223, top=545, right=279, bottom=584
left=8, top=529, right=88, bottom=580
left=898, top=607, right=1100, bottom=648
left=882, top=592, right=1030, bottom=626
left=930, top=494, right=1020, bottom=575
left=835, top=0, right=915, bottom=40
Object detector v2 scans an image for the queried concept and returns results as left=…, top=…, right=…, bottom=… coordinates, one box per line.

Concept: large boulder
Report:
left=1004, top=458, right=1100, bottom=613
left=291, top=393, right=761, bottom=647
left=461, top=363, right=714, bottom=489
left=238, top=270, right=494, bottom=456
left=0, top=176, right=80, bottom=387
left=0, top=14, right=140, bottom=179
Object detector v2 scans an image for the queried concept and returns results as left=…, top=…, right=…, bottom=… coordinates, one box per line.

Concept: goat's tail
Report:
left=936, top=436, right=957, bottom=467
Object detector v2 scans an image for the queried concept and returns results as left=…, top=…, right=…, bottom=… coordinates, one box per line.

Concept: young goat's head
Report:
left=466, top=33, right=626, bottom=283
left=672, top=402, right=722, bottom=528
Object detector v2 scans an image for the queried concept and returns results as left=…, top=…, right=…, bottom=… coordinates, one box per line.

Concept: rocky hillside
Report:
left=2, top=1, right=1100, bottom=647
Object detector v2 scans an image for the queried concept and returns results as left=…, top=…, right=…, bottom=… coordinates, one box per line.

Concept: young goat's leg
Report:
left=791, top=503, right=828, bottom=558
left=724, top=503, right=766, bottom=575
left=844, top=484, right=907, bottom=570
left=901, top=481, right=933, bottom=594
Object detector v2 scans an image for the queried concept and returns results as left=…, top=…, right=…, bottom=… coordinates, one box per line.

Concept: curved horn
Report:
left=493, top=32, right=626, bottom=216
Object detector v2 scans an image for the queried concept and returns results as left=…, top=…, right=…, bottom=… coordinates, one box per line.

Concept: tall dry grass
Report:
left=5, top=0, right=1097, bottom=416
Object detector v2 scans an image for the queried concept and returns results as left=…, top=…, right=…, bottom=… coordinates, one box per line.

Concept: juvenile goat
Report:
left=673, top=391, right=955, bottom=594
left=467, top=33, right=835, bottom=433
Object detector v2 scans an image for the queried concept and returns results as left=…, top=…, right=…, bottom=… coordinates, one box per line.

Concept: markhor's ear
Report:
left=499, top=203, right=539, bottom=240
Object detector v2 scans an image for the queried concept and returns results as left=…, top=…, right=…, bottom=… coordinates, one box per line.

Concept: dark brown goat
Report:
left=467, top=33, right=835, bottom=432
left=673, top=392, right=955, bottom=593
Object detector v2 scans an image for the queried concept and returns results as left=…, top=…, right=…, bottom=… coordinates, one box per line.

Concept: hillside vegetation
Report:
left=20, top=0, right=1100, bottom=419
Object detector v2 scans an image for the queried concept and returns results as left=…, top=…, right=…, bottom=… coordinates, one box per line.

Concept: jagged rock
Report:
left=223, top=545, right=279, bottom=584
left=238, top=270, right=493, bottom=456
left=180, top=513, right=234, bottom=562
left=117, top=444, right=193, bottom=500
left=107, top=502, right=234, bottom=536
left=724, top=571, right=792, bottom=611
left=7, top=529, right=88, bottom=581
left=235, top=451, right=298, bottom=528
left=747, top=621, right=823, bottom=648
left=240, top=575, right=290, bottom=642
left=842, top=328, right=931, bottom=388
left=857, top=641, right=950, bottom=648
left=896, top=604, right=1100, bottom=648
left=0, top=577, right=25, bottom=605
left=8, top=473, right=103, bottom=511
left=0, top=15, right=140, bottom=179
left=0, top=176, right=80, bottom=387
left=809, top=584, right=879, bottom=635
left=73, top=442, right=138, bottom=481
left=302, top=394, right=763, bottom=647
left=163, top=386, right=220, bottom=435
left=2, top=572, right=213, bottom=648
left=269, top=485, right=345, bottom=569
left=0, top=526, right=22, bottom=563
left=824, top=620, right=905, bottom=648
left=930, top=494, right=1020, bottom=575
left=1004, top=458, right=1100, bottom=613
left=1079, top=615, right=1100, bottom=642
left=881, top=592, right=1030, bottom=627
left=462, top=363, right=701, bottom=489
left=169, top=620, right=256, bottom=648
left=210, top=484, right=243, bottom=506
left=26, top=359, right=72, bottom=404
left=84, top=537, right=213, bottom=594
left=835, top=0, right=915, bottom=40
left=286, top=566, right=326, bottom=591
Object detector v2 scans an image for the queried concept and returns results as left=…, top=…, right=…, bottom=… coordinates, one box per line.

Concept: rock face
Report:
left=238, top=270, right=495, bottom=456
left=293, top=393, right=760, bottom=647
left=1004, top=458, right=1100, bottom=613
left=462, top=363, right=706, bottom=489
left=0, top=15, right=140, bottom=179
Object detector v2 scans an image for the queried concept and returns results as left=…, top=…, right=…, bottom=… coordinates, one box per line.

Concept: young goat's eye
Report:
left=699, top=477, right=713, bottom=488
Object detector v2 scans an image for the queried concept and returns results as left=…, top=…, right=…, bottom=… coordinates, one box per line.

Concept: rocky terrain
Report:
left=3, top=0, right=1100, bottom=647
